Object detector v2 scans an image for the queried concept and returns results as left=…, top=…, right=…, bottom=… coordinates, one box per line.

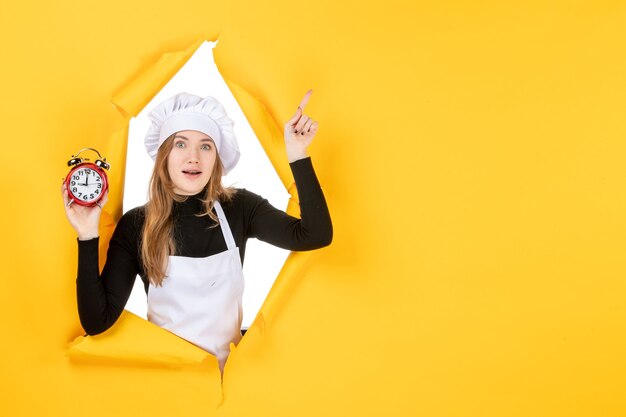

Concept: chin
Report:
left=171, top=176, right=210, bottom=196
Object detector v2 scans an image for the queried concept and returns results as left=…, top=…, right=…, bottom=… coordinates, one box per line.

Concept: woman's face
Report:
left=166, top=130, right=217, bottom=195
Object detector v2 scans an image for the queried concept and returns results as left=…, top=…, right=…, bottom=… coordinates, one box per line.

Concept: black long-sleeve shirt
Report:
left=76, top=157, right=332, bottom=335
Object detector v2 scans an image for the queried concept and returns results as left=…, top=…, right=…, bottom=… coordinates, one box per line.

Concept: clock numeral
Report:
left=73, top=175, right=79, bottom=181
left=95, top=189, right=100, bottom=195
left=83, top=195, right=88, bottom=200
left=97, top=183, right=102, bottom=188
left=90, top=194, right=94, bottom=199
left=77, top=192, right=82, bottom=197
left=71, top=181, right=76, bottom=186
left=95, top=177, right=101, bottom=182
left=72, top=187, right=77, bottom=193
left=78, top=171, right=84, bottom=176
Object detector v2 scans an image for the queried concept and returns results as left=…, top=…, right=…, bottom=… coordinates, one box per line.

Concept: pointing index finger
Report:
left=298, top=89, right=313, bottom=112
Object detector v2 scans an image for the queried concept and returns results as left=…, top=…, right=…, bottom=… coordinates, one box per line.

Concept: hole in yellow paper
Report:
left=123, top=40, right=291, bottom=333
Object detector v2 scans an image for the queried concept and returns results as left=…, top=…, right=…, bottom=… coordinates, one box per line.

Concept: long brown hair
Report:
left=141, top=134, right=236, bottom=286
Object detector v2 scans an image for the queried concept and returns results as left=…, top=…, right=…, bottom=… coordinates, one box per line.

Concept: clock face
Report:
left=68, top=166, right=105, bottom=203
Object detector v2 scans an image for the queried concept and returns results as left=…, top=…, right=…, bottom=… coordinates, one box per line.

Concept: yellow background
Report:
left=1, top=1, right=625, bottom=416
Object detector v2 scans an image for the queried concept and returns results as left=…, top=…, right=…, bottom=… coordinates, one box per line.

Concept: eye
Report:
left=175, top=141, right=185, bottom=148
left=201, top=143, right=212, bottom=151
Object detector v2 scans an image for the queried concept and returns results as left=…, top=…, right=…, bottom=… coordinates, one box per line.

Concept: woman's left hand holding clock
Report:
left=61, top=182, right=108, bottom=240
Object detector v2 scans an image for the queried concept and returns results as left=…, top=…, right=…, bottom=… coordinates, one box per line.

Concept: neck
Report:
left=172, top=191, right=206, bottom=215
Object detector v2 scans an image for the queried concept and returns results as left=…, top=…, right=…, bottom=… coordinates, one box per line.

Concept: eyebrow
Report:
left=173, top=135, right=214, bottom=143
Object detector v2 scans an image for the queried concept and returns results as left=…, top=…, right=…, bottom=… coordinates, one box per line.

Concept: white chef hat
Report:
left=144, top=92, right=240, bottom=174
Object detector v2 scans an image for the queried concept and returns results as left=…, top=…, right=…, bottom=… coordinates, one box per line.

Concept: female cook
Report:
left=61, top=90, right=332, bottom=372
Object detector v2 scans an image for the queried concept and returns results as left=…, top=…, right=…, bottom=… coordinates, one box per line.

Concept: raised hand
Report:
left=284, top=89, right=319, bottom=162
left=61, top=182, right=108, bottom=240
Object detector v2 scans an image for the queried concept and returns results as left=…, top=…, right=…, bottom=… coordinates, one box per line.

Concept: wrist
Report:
left=77, top=231, right=99, bottom=241
left=287, top=149, right=309, bottom=163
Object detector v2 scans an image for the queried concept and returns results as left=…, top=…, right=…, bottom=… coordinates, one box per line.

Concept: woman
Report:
left=61, top=90, right=332, bottom=372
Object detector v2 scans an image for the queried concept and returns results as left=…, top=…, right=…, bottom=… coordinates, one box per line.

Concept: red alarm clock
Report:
left=64, top=148, right=110, bottom=207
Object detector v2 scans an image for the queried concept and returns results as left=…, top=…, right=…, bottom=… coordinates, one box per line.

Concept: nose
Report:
left=186, top=146, right=200, bottom=163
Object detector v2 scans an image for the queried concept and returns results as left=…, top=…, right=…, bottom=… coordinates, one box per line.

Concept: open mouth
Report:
left=182, top=170, right=202, bottom=177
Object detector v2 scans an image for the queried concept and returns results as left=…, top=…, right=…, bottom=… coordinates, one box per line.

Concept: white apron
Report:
left=147, top=200, right=245, bottom=372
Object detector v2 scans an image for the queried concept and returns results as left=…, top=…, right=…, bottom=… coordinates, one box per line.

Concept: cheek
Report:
left=166, top=158, right=175, bottom=176
left=205, top=152, right=217, bottom=168
left=167, top=152, right=182, bottom=171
